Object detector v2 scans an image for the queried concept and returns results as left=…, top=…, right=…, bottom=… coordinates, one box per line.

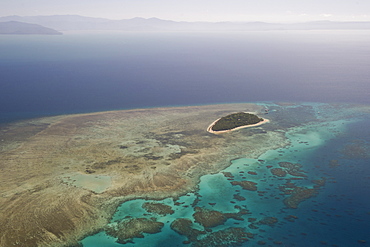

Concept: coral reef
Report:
left=283, top=187, right=317, bottom=209
left=230, top=180, right=258, bottom=191
left=270, top=168, right=287, bottom=177
left=258, top=217, right=278, bottom=226
left=170, top=218, right=204, bottom=243
left=142, top=202, right=174, bottom=216
left=105, top=217, right=164, bottom=244
left=193, top=207, right=228, bottom=228
left=193, top=227, right=249, bottom=247
left=278, top=162, right=307, bottom=177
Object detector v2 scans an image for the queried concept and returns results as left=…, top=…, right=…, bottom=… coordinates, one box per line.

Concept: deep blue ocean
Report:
left=1, top=31, right=369, bottom=246
left=1, top=30, right=369, bottom=123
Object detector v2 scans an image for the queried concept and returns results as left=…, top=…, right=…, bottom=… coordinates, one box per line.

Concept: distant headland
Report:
left=207, top=112, right=269, bottom=134
left=0, top=21, right=62, bottom=35
left=1, top=15, right=370, bottom=32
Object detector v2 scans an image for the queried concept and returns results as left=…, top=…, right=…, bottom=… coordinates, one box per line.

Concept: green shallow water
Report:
left=81, top=102, right=370, bottom=247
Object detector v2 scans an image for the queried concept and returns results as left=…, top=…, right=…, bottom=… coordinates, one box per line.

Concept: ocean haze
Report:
left=1, top=15, right=370, bottom=31
left=0, top=30, right=369, bottom=123
left=1, top=0, right=370, bottom=23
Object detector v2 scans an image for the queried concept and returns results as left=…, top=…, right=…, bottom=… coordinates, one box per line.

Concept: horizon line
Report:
left=2, top=14, right=370, bottom=24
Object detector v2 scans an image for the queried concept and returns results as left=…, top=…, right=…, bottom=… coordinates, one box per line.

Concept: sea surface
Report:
left=1, top=30, right=370, bottom=123
left=1, top=31, right=370, bottom=246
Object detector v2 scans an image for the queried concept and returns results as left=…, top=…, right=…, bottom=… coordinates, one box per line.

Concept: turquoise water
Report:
left=80, top=103, right=370, bottom=247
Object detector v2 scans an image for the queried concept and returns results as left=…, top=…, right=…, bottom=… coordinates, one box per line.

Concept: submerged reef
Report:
left=105, top=217, right=164, bottom=244
left=230, top=180, right=258, bottom=191
left=193, top=207, right=248, bottom=229
left=193, top=227, right=250, bottom=247
left=278, top=162, right=307, bottom=177
left=341, top=139, right=370, bottom=159
left=169, top=206, right=250, bottom=245
left=193, top=207, right=228, bottom=228
left=282, top=187, right=318, bottom=209
left=270, top=168, right=287, bottom=177
left=258, top=217, right=279, bottom=226
left=170, top=220, right=251, bottom=247
left=142, top=202, right=174, bottom=216
left=170, top=218, right=205, bottom=243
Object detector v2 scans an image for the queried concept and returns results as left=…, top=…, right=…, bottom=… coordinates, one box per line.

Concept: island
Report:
left=207, top=112, right=269, bottom=134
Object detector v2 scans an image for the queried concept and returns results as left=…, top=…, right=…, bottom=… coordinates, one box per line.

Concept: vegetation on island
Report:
left=211, top=112, right=264, bottom=131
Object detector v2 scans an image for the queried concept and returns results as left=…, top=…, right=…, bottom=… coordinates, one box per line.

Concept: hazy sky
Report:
left=1, top=0, right=370, bottom=22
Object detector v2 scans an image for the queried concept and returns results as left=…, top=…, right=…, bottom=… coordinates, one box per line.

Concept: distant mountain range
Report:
left=1, top=15, right=370, bottom=33
left=0, top=21, right=62, bottom=35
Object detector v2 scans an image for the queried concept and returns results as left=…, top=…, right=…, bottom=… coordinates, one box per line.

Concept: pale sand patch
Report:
left=62, top=173, right=112, bottom=193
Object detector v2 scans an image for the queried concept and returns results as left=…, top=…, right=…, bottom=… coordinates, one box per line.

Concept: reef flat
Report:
left=0, top=103, right=286, bottom=247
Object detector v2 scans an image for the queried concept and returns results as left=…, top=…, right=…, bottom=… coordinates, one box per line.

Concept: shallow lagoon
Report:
left=81, top=102, right=370, bottom=247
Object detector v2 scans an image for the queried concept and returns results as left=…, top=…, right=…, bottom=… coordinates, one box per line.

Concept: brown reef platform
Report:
left=0, top=103, right=286, bottom=246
